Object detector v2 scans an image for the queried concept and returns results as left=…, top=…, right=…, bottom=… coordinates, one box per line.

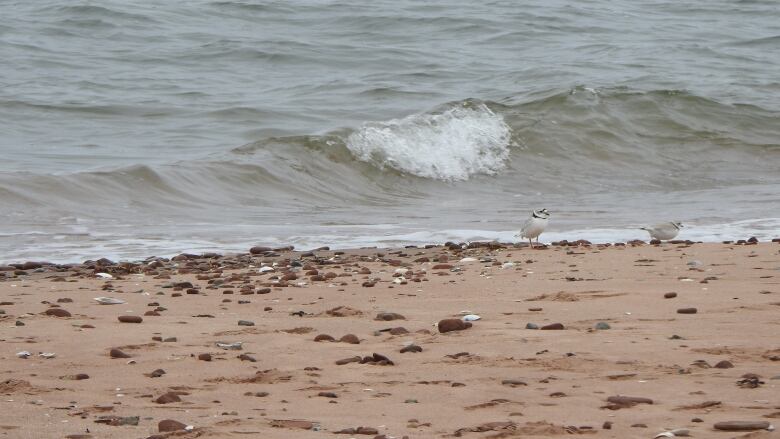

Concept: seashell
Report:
left=215, top=342, right=243, bottom=350
left=95, top=273, right=113, bottom=279
left=462, top=314, right=481, bottom=321
left=93, top=297, right=125, bottom=305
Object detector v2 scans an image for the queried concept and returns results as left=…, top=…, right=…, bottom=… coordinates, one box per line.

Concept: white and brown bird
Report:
left=640, top=222, right=683, bottom=241
left=517, top=208, right=550, bottom=248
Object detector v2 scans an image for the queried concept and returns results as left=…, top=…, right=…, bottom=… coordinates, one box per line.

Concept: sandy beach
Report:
left=1, top=240, right=778, bottom=439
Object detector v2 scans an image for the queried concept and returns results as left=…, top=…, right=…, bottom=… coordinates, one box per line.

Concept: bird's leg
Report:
left=528, top=238, right=533, bottom=249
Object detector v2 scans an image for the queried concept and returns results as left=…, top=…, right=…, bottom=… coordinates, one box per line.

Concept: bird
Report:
left=640, top=222, right=683, bottom=241
left=517, top=208, right=550, bottom=248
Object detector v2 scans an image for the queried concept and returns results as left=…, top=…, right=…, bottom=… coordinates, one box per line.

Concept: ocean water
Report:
left=1, top=0, right=779, bottom=263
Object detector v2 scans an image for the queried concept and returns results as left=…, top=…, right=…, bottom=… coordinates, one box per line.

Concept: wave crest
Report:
left=345, top=102, right=512, bottom=181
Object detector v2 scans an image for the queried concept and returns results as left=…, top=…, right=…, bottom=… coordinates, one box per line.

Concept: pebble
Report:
left=375, top=312, right=406, bottom=321
left=594, top=322, right=611, bottom=330
left=336, top=356, right=362, bottom=365
left=117, top=315, right=143, bottom=323
left=339, top=334, right=360, bottom=344
left=400, top=344, right=422, bottom=353
left=44, top=308, right=71, bottom=317
left=664, top=292, right=678, bottom=298
left=155, top=392, right=182, bottom=404
left=198, top=353, right=212, bottom=361
left=713, top=421, right=771, bottom=431
left=541, top=323, right=565, bottom=330
left=109, top=348, right=131, bottom=359
left=714, top=360, right=734, bottom=369
left=501, top=379, right=527, bottom=387
left=525, top=323, right=539, bottom=329
left=158, top=419, right=188, bottom=432
left=602, top=421, right=612, bottom=429
left=607, top=395, right=653, bottom=406
left=677, top=308, right=697, bottom=314
left=237, top=320, right=255, bottom=326
left=314, top=334, right=335, bottom=342
left=438, top=318, right=472, bottom=333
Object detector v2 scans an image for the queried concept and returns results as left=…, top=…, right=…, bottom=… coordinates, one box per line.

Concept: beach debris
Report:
left=93, top=297, right=125, bottom=305
left=216, top=342, right=243, bottom=350
left=16, top=351, right=31, bottom=359
left=38, top=352, right=56, bottom=359
left=462, top=314, right=481, bottom=321
left=95, top=273, right=113, bottom=279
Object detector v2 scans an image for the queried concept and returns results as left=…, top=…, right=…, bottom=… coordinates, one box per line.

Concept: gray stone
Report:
left=525, top=323, right=539, bottom=329
left=595, top=322, right=611, bottom=330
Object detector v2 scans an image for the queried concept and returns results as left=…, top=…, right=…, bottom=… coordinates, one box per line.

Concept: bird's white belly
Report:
left=522, top=219, right=547, bottom=239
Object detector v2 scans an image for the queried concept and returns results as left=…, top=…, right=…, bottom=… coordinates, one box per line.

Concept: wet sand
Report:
left=0, top=241, right=778, bottom=438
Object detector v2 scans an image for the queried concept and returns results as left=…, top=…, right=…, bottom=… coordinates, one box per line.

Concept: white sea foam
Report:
left=345, top=103, right=512, bottom=181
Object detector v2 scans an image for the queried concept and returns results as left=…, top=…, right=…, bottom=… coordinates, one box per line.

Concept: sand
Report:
left=0, top=241, right=778, bottom=438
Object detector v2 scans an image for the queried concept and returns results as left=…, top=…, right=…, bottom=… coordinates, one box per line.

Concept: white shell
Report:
left=93, top=297, right=126, bottom=305
left=95, top=273, right=113, bottom=279
left=462, top=314, right=481, bottom=321
left=16, top=351, right=31, bottom=358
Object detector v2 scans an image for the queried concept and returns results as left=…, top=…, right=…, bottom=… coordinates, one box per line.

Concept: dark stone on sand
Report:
left=250, top=246, right=272, bottom=254
left=375, top=312, right=405, bottom=321
left=148, top=369, right=166, bottom=378
left=314, top=334, right=335, bottom=342
left=15, top=320, right=24, bottom=326
left=95, top=415, right=140, bottom=426
left=339, top=334, right=360, bottom=344
left=631, top=423, right=647, bottom=428
left=501, top=379, right=527, bottom=387
left=238, top=354, right=257, bottom=362
left=432, top=264, right=453, bottom=270
left=602, top=421, right=612, bottom=430
left=118, top=315, right=143, bottom=323
left=144, top=311, right=160, bottom=316
left=400, top=344, right=422, bottom=353
left=607, top=395, right=653, bottom=405
left=57, top=298, right=73, bottom=303
left=714, top=421, right=770, bottom=431
left=44, top=308, right=71, bottom=317
left=109, top=348, right=131, bottom=358
left=388, top=327, right=409, bottom=335
left=158, top=419, right=188, bottom=432
left=336, top=356, right=361, bottom=365
left=155, top=392, right=181, bottom=404
left=541, top=323, right=564, bottom=330
left=237, top=320, right=255, bottom=326
left=747, top=237, right=758, bottom=243
left=318, top=392, right=338, bottom=398
left=257, top=288, right=271, bottom=294
left=526, top=323, right=539, bottom=329
left=664, top=292, right=678, bottom=298
left=677, top=307, right=698, bottom=314
left=438, top=318, right=472, bottom=333
left=714, top=360, right=734, bottom=369
left=594, top=322, right=611, bottom=330
left=198, top=353, right=212, bottom=361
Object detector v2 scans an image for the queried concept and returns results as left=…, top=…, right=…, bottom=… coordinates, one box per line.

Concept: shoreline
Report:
left=1, top=241, right=778, bottom=438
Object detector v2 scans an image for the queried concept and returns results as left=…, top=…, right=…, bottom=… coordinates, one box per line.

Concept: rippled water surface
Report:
left=1, top=1, right=779, bottom=262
